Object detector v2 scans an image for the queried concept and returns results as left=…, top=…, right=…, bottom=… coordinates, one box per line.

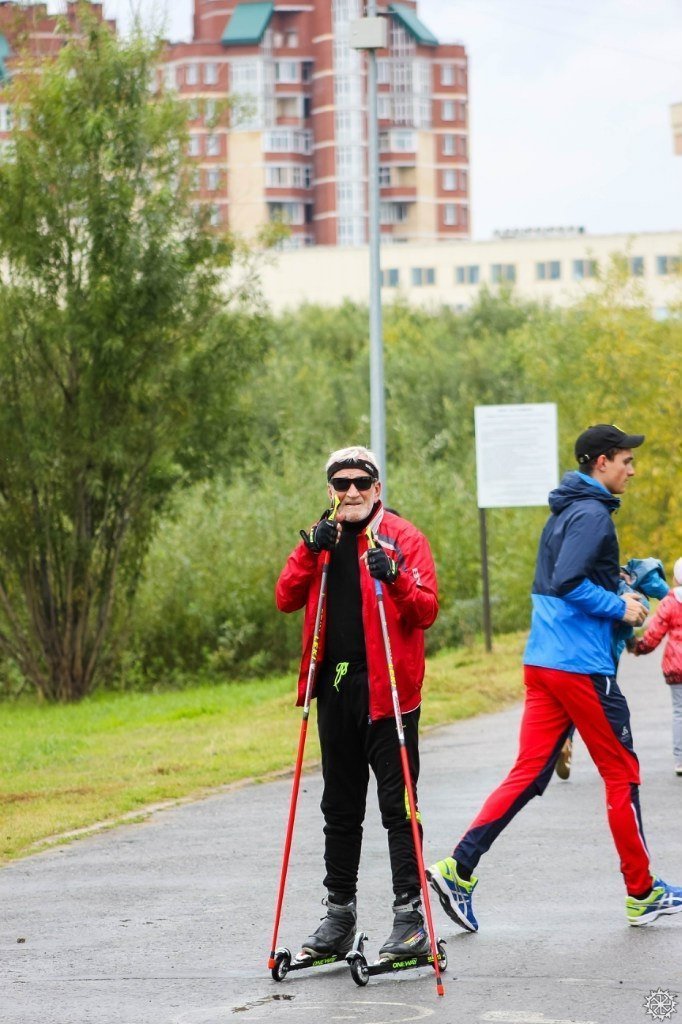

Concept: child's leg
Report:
left=670, top=683, right=682, bottom=767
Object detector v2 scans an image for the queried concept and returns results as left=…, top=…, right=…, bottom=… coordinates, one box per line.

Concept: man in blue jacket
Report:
left=428, top=424, right=682, bottom=929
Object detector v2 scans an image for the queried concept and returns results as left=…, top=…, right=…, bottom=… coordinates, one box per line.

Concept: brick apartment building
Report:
left=0, top=1, right=114, bottom=73
left=0, top=0, right=470, bottom=247
left=0, top=2, right=115, bottom=148
left=163, top=0, right=470, bottom=245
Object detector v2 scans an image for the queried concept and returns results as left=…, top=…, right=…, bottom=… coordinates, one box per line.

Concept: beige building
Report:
left=671, top=102, right=682, bottom=156
left=255, top=229, right=682, bottom=313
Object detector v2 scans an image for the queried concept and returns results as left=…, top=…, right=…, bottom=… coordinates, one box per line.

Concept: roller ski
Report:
left=271, top=896, right=364, bottom=981
left=346, top=897, right=447, bottom=987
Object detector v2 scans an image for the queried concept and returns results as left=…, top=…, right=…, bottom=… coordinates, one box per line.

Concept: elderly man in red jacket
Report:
left=276, top=445, right=438, bottom=962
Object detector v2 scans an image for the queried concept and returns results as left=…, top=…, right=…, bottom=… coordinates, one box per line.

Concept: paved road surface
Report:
left=2, top=651, right=681, bottom=1024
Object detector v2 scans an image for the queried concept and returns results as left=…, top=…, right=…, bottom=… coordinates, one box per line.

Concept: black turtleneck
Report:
left=324, top=502, right=379, bottom=665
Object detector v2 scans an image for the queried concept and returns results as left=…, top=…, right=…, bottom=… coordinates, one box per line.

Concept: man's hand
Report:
left=621, top=592, right=646, bottom=626
left=366, top=545, right=399, bottom=584
left=301, top=516, right=340, bottom=553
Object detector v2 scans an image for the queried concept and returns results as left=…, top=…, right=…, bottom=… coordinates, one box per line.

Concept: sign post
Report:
left=474, top=403, right=558, bottom=651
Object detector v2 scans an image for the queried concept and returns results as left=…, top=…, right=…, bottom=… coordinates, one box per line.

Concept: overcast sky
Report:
left=98, top=0, right=682, bottom=240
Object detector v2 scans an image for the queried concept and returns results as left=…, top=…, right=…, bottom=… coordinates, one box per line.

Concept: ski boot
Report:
left=378, top=895, right=430, bottom=960
left=300, top=895, right=357, bottom=957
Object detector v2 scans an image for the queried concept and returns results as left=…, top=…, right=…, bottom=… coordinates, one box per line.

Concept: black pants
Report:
left=316, top=659, right=422, bottom=902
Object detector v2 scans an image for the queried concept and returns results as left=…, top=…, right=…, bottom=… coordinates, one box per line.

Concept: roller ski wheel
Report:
left=347, top=937, right=447, bottom=986
left=270, top=947, right=291, bottom=982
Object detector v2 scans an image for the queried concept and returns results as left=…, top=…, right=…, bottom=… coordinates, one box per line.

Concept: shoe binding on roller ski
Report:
left=378, top=895, right=430, bottom=960
left=300, top=895, right=357, bottom=957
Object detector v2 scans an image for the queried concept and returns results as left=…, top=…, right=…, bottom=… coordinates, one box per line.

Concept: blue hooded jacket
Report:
left=523, top=471, right=626, bottom=675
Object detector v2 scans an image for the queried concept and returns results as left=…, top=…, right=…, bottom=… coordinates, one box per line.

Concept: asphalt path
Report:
left=2, top=650, right=681, bottom=1024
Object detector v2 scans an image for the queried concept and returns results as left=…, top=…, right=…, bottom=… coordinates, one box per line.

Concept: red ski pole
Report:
left=365, top=527, right=445, bottom=998
left=268, top=498, right=339, bottom=970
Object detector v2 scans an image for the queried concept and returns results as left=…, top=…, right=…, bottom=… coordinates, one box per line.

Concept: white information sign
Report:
left=475, top=403, right=558, bottom=509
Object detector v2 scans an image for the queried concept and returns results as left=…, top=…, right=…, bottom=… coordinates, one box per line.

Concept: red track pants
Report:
left=453, top=665, right=652, bottom=896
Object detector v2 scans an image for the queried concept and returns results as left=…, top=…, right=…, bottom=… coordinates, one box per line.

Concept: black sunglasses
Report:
left=330, top=475, right=376, bottom=492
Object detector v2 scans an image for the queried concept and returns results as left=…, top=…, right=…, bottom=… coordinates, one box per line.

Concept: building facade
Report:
left=254, top=230, right=682, bottom=316
left=162, top=0, right=469, bottom=245
left=671, top=102, right=682, bottom=156
left=0, top=2, right=115, bottom=155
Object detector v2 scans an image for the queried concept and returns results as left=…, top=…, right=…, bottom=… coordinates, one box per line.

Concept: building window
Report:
left=378, top=165, right=391, bottom=187
left=186, top=63, right=199, bottom=86
left=264, top=129, right=312, bottom=154
left=275, top=60, right=299, bottom=83
left=302, top=61, right=313, bottom=82
left=0, top=104, right=12, bottom=132
left=455, top=265, right=479, bottom=285
left=380, top=202, right=409, bottom=225
left=656, top=255, right=680, bottom=275
left=285, top=30, right=299, bottom=48
left=442, top=134, right=455, bottom=156
left=411, top=267, right=436, bottom=286
left=377, top=58, right=390, bottom=85
left=269, top=201, right=305, bottom=225
left=381, top=268, right=400, bottom=287
left=204, top=63, right=218, bottom=85
left=206, top=134, right=220, bottom=157
left=206, top=168, right=221, bottom=191
left=209, top=205, right=221, bottom=227
left=536, top=260, right=561, bottom=281
left=491, top=263, right=516, bottom=283
left=266, top=165, right=287, bottom=187
left=440, top=64, right=455, bottom=86
left=442, top=100, right=455, bottom=121
left=164, top=65, right=177, bottom=90
left=629, top=256, right=645, bottom=277
left=188, top=134, right=201, bottom=156
left=572, top=259, right=597, bottom=280
left=290, top=164, right=313, bottom=188
left=442, top=169, right=457, bottom=191
left=377, top=95, right=391, bottom=119
left=443, top=204, right=458, bottom=226
left=392, top=130, right=416, bottom=152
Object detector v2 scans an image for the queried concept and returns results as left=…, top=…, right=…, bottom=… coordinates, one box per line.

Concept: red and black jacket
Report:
left=275, top=503, right=438, bottom=721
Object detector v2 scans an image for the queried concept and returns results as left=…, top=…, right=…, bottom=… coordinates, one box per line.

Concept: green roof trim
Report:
left=388, top=3, right=438, bottom=46
left=222, top=2, right=274, bottom=46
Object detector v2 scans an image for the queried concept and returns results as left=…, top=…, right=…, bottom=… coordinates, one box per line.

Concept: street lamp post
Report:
left=350, top=8, right=388, bottom=495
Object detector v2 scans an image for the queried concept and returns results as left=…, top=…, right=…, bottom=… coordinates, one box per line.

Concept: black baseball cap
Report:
left=574, top=424, right=645, bottom=465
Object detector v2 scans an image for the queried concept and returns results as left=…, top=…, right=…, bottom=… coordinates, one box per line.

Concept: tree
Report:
left=0, top=9, right=263, bottom=700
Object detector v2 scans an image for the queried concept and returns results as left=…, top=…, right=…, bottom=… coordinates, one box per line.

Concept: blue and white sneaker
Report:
left=626, top=878, right=682, bottom=926
left=426, top=857, right=478, bottom=933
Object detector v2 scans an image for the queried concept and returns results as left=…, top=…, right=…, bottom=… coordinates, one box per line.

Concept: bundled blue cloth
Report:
left=612, top=558, right=669, bottom=667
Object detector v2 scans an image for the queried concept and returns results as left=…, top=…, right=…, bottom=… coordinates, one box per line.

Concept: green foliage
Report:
left=0, top=10, right=263, bottom=700
left=124, top=278, right=682, bottom=685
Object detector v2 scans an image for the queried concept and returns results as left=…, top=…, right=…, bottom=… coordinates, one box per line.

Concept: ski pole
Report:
left=365, top=527, right=445, bottom=998
left=268, top=497, right=340, bottom=970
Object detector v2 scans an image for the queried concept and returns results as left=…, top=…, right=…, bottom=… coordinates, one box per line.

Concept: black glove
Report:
left=367, top=545, right=399, bottom=584
left=301, top=515, right=338, bottom=553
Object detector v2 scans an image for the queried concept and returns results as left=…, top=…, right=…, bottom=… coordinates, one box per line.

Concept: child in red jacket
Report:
left=634, top=557, right=682, bottom=776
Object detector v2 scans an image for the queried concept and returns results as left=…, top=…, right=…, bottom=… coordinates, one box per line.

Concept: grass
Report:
left=0, top=632, right=526, bottom=864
